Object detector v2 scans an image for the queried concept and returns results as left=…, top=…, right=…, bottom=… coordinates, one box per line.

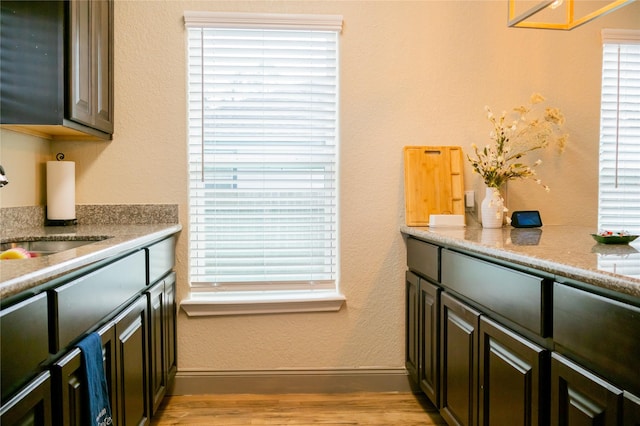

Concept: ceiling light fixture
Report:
left=508, top=0, right=636, bottom=30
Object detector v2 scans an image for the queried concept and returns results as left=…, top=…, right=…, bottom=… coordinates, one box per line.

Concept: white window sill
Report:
left=180, top=291, right=346, bottom=317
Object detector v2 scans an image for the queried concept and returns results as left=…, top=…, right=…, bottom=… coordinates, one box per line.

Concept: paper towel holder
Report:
left=45, top=215, right=78, bottom=227
left=45, top=153, right=78, bottom=227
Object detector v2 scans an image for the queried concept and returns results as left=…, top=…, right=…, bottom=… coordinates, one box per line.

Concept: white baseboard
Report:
left=168, top=368, right=418, bottom=395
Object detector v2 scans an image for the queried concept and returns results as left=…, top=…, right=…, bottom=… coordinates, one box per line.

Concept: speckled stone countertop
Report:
left=401, top=225, right=640, bottom=301
left=0, top=205, right=181, bottom=301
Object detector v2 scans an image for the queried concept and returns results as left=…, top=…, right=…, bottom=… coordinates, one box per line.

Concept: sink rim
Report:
left=0, top=236, right=112, bottom=256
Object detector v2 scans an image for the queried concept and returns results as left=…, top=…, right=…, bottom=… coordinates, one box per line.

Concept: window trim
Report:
left=597, top=29, right=640, bottom=235
left=595, top=29, right=640, bottom=278
left=181, top=290, right=346, bottom=317
left=183, top=11, right=343, bottom=31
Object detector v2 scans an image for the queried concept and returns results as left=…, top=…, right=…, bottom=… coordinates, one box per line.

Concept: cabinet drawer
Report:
left=50, top=250, right=146, bottom=353
left=407, top=238, right=439, bottom=282
left=554, top=283, right=640, bottom=397
left=441, top=250, right=548, bottom=336
left=0, top=293, right=49, bottom=401
left=146, top=236, right=175, bottom=284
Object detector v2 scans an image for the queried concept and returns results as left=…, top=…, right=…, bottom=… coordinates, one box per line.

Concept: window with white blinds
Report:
left=598, top=30, right=640, bottom=235
left=185, top=13, right=342, bottom=292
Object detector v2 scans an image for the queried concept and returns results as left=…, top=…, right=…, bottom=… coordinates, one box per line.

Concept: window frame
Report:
left=598, top=29, right=640, bottom=235
left=596, top=29, right=640, bottom=279
left=181, top=11, right=345, bottom=316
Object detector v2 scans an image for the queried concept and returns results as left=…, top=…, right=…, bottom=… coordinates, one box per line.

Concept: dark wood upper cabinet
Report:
left=0, top=0, right=113, bottom=141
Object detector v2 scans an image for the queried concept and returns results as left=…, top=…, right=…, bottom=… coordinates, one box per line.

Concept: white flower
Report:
left=466, top=92, right=567, bottom=191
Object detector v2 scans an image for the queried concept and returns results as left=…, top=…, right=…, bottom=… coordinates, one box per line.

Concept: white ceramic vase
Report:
left=481, top=187, right=504, bottom=228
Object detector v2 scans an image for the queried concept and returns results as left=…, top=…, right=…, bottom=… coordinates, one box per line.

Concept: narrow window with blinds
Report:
left=182, top=12, right=345, bottom=315
left=597, top=30, right=640, bottom=279
left=599, top=30, right=640, bottom=235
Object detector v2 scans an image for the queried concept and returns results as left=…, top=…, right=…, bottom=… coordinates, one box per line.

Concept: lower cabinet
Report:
left=0, top=372, right=52, bottom=426
left=165, top=272, right=177, bottom=384
left=148, top=279, right=167, bottom=414
left=405, top=271, right=419, bottom=382
left=418, top=276, right=440, bottom=406
left=0, top=235, right=178, bottom=426
left=406, top=270, right=442, bottom=406
left=479, top=316, right=546, bottom=426
left=148, top=272, right=177, bottom=415
left=51, top=322, right=117, bottom=425
left=624, top=392, right=640, bottom=426
left=551, top=352, right=623, bottom=426
left=114, top=295, right=151, bottom=426
left=406, top=237, right=640, bottom=426
left=49, top=271, right=177, bottom=426
left=440, top=292, right=480, bottom=426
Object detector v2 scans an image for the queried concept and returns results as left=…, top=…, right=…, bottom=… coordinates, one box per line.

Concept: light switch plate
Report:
left=465, top=190, right=475, bottom=208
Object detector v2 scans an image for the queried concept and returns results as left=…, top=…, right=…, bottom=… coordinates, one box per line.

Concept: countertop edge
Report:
left=401, top=225, right=640, bottom=300
left=1, top=224, right=182, bottom=300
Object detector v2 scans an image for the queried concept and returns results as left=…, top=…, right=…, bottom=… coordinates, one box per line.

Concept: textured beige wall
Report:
left=2, top=1, right=639, bottom=372
left=0, top=129, right=50, bottom=208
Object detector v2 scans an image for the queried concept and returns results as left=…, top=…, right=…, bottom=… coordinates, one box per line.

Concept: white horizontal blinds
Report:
left=598, top=31, right=640, bottom=234
left=186, top=14, right=341, bottom=289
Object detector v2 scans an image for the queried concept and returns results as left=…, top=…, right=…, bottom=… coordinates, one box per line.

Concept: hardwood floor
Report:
left=151, top=392, right=447, bottom=425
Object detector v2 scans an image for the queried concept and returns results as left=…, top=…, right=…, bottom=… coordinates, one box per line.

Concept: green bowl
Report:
left=591, top=234, right=638, bottom=245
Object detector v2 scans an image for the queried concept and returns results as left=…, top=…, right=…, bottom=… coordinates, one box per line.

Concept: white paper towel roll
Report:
left=47, top=161, right=76, bottom=220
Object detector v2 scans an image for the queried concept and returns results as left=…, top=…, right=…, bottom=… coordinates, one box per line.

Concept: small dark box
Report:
left=511, top=210, right=542, bottom=228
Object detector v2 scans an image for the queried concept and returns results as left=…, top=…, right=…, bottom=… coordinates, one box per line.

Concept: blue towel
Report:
left=76, top=332, right=113, bottom=426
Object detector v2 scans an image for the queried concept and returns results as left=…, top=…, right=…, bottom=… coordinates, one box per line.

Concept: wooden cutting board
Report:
left=404, top=146, right=465, bottom=226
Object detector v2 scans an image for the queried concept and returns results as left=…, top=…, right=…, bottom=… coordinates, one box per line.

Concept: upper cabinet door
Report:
left=69, top=0, right=92, bottom=126
left=93, top=0, right=114, bottom=133
left=69, top=0, right=113, bottom=134
left=1, top=0, right=113, bottom=140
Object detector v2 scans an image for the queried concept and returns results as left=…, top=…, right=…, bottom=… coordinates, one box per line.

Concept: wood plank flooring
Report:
left=151, top=392, right=447, bottom=425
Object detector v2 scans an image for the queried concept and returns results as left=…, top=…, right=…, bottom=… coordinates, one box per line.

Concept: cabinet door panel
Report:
left=440, top=292, right=480, bottom=426
left=148, top=280, right=166, bottom=414
left=115, top=296, right=150, bottom=426
left=93, top=0, right=113, bottom=132
left=0, top=0, right=64, bottom=124
left=52, top=322, right=116, bottom=426
left=69, top=0, right=92, bottom=125
left=479, top=316, right=547, bottom=426
left=406, top=271, right=419, bottom=382
left=69, top=0, right=113, bottom=133
left=165, top=272, right=178, bottom=382
left=52, top=349, right=83, bottom=425
left=551, top=353, right=622, bottom=426
left=624, top=392, right=640, bottom=426
left=419, top=278, right=440, bottom=406
left=0, top=371, right=53, bottom=426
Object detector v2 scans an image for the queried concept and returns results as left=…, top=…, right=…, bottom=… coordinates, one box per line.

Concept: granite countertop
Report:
left=0, top=205, right=181, bottom=301
left=401, top=225, right=640, bottom=301
left=0, top=223, right=182, bottom=300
